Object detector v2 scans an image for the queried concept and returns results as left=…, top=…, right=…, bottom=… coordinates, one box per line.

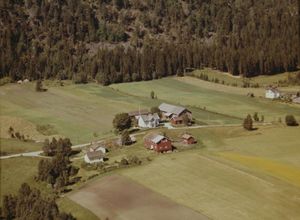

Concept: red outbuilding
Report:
left=182, top=134, right=197, bottom=145
left=171, top=116, right=183, bottom=125
left=144, top=133, right=172, bottom=153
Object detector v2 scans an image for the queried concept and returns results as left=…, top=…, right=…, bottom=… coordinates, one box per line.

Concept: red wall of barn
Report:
left=155, top=139, right=172, bottom=152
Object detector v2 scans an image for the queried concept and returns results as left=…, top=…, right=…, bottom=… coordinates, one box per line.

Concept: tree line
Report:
left=1, top=183, right=75, bottom=220
left=0, top=0, right=298, bottom=84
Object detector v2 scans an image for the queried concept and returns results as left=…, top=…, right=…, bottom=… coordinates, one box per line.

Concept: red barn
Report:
left=182, top=134, right=197, bottom=145
left=144, top=134, right=172, bottom=153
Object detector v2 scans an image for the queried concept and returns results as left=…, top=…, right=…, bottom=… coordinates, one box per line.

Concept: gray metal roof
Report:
left=128, top=109, right=150, bottom=117
left=151, top=135, right=166, bottom=144
left=159, top=103, right=189, bottom=115
left=86, top=151, right=104, bottom=160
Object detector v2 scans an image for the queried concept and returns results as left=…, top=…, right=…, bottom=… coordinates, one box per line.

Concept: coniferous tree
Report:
left=243, top=114, right=253, bottom=130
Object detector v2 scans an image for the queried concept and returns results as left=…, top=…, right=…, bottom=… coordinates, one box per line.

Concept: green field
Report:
left=0, top=82, right=158, bottom=144
left=119, top=125, right=300, bottom=220
left=111, top=77, right=300, bottom=122
left=1, top=75, right=300, bottom=220
left=0, top=81, right=243, bottom=146
left=0, top=156, right=101, bottom=220
left=58, top=197, right=99, bottom=220
left=0, top=157, right=42, bottom=199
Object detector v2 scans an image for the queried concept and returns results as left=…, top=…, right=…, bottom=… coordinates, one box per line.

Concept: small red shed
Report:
left=182, top=134, right=197, bottom=145
left=144, top=134, right=172, bottom=153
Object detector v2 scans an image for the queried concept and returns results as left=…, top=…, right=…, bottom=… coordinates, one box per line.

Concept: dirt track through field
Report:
left=68, top=175, right=209, bottom=220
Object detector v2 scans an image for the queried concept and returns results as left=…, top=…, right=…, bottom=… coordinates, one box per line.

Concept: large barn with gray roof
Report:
left=159, top=103, right=192, bottom=125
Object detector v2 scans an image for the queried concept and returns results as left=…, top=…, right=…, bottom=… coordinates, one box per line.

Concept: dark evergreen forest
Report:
left=1, top=0, right=299, bottom=85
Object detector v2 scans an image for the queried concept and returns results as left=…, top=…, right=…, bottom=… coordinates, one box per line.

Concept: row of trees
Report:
left=1, top=0, right=298, bottom=83
left=243, top=114, right=298, bottom=130
left=43, top=137, right=72, bottom=157
left=1, top=183, right=75, bottom=220
left=39, top=138, right=79, bottom=191
left=37, top=153, right=79, bottom=191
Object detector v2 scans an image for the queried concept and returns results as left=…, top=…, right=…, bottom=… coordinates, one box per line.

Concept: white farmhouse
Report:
left=137, top=113, right=160, bottom=128
left=265, top=87, right=280, bottom=99
left=84, top=151, right=104, bottom=164
left=88, top=144, right=107, bottom=153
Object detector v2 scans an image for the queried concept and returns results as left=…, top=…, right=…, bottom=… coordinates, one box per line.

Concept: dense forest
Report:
left=0, top=0, right=299, bottom=85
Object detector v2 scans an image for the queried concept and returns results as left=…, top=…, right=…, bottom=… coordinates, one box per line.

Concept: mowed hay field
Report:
left=0, top=82, right=158, bottom=144
left=68, top=175, right=209, bottom=220
left=111, top=77, right=300, bottom=122
left=120, top=125, right=300, bottom=220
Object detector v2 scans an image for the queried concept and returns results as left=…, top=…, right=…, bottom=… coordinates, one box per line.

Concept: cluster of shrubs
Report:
left=36, top=124, right=57, bottom=136
left=187, top=72, right=261, bottom=88
left=244, top=113, right=298, bottom=130
left=285, top=115, right=299, bottom=126
left=243, top=113, right=265, bottom=130
left=8, top=126, right=28, bottom=142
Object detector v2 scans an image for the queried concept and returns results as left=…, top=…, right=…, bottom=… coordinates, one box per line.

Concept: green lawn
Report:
left=111, top=77, right=300, bottom=122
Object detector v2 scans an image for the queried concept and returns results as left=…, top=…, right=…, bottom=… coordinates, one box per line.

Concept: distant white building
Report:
left=137, top=113, right=160, bottom=128
left=265, top=87, right=281, bottom=99
left=84, top=151, right=104, bottom=164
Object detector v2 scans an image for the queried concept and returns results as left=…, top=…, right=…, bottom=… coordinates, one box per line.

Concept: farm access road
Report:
left=0, top=123, right=271, bottom=160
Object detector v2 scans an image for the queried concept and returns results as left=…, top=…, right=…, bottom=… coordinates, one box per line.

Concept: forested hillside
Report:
left=0, top=0, right=299, bottom=85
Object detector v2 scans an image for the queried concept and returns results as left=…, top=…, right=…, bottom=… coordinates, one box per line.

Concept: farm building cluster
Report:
left=83, top=103, right=197, bottom=164
left=265, top=87, right=300, bottom=103
left=129, top=103, right=193, bottom=129
left=143, top=132, right=197, bottom=153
